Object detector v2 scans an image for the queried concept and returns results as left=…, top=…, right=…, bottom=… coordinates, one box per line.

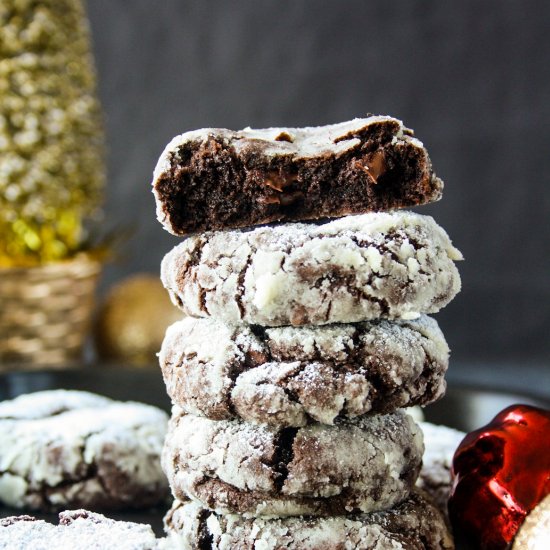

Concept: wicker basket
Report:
left=0, top=255, right=101, bottom=369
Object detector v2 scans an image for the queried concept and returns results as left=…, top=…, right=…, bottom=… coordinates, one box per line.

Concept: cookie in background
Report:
left=0, top=389, right=169, bottom=512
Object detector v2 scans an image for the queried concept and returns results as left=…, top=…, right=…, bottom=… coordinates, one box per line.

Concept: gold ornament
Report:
left=95, top=274, right=183, bottom=366
left=0, top=0, right=105, bottom=266
left=513, top=494, right=550, bottom=549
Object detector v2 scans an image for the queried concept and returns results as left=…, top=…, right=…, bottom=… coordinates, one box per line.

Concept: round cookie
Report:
left=0, top=390, right=169, bottom=512
left=416, top=421, right=465, bottom=517
left=162, top=407, right=423, bottom=517
left=160, top=315, right=449, bottom=426
left=160, top=210, right=462, bottom=327
left=0, top=510, right=164, bottom=550
left=164, top=491, right=454, bottom=550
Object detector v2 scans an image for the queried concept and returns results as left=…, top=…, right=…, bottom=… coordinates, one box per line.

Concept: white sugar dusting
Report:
left=0, top=390, right=168, bottom=510
left=159, top=315, right=449, bottom=426
left=164, top=491, right=453, bottom=549
left=162, top=409, right=423, bottom=516
left=0, top=510, right=165, bottom=549
left=161, top=211, right=462, bottom=326
left=416, top=421, right=466, bottom=514
left=152, top=116, right=405, bottom=184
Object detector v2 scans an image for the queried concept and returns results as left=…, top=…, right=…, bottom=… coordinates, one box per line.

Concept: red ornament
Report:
left=449, top=404, right=550, bottom=550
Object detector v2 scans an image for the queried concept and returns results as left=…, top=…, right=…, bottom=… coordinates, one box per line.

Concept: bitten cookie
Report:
left=0, top=510, right=164, bottom=550
left=159, top=315, right=449, bottom=426
left=0, top=390, right=169, bottom=512
left=152, top=116, right=443, bottom=235
left=164, top=491, right=454, bottom=550
left=416, top=422, right=465, bottom=517
left=161, top=211, right=462, bottom=327
left=161, top=408, right=423, bottom=517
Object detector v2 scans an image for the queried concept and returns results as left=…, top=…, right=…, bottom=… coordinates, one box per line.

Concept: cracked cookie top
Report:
left=164, top=491, right=454, bottom=550
left=159, top=315, right=449, bottom=426
left=161, top=210, right=462, bottom=326
left=161, top=407, right=423, bottom=517
left=0, top=390, right=169, bottom=512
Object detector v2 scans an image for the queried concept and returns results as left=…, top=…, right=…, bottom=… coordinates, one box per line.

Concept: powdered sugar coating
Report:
left=153, top=116, right=412, bottom=184
left=164, top=491, right=454, bottom=550
left=161, top=407, right=423, bottom=517
left=0, top=510, right=165, bottom=550
left=416, top=421, right=465, bottom=515
left=512, top=494, right=550, bottom=550
left=159, top=315, right=449, bottom=426
left=0, top=390, right=169, bottom=511
left=0, top=390, right=112, bottom=420
left=161, top=211, right=462, bottom=326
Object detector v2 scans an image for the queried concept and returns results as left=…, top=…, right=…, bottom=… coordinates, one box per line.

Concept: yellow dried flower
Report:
left=0, top=0, right=105, bottom=267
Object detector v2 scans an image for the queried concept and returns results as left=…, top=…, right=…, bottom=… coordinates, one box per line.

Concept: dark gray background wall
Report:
left=86, top=1, right=549, bottom=370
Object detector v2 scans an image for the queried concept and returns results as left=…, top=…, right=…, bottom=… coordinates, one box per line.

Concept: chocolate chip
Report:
left=263, top=170, right=298, bottom=192
left=354, top=150, right=387, bottom=183
left=275, top=132, right=294, bottom=143
left=155, top=118, right=443, bottom=235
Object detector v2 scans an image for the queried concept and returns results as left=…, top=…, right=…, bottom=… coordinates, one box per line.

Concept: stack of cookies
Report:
left=152, top=117, right=462, bottom=549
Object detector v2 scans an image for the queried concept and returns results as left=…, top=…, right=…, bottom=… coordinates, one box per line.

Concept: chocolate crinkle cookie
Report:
left=0, top=390, right=169, bottom=512
left=152, top=116, right=443, bottom=235
left=161, top=408, right=423, bottom=517
left=416, top=421, right=465, bottom=517
left=164, top=490, right=454, bottom=550
left=159, top=315, right=449, bottom=426
left=161, top=211, right=462, bottom=327
left=0, top=510, right=166, bottom=550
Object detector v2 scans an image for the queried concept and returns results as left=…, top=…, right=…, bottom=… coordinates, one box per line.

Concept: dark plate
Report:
left=0, top=367, right=549, bottom=545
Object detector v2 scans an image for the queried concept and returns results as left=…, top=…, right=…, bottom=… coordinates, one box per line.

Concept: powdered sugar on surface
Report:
left=0, top=510, right=166, bottom=550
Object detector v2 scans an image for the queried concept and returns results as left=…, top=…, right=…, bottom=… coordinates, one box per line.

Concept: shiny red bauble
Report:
left=449, top=404, right=550, bottom=550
